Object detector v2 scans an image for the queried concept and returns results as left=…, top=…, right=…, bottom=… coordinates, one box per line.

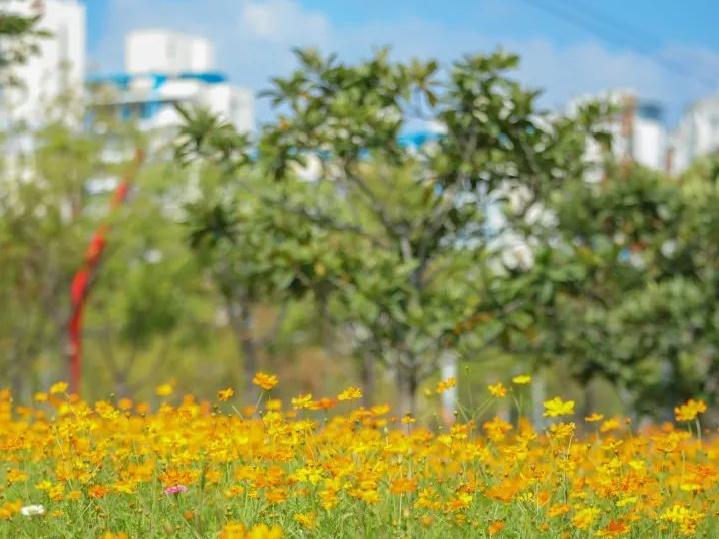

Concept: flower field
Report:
left=0, top=376, right=717, bottom=538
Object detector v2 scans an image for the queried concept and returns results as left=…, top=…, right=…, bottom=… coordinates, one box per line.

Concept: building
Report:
left=125, top=30, right=213, bottom=76
left=88, top=30, right=254, bottom=134
left=568, top=90, right=668, bottom=174
left=669, top=94, right=719, bottom=174
left=1, top=0, right=86, bottom=128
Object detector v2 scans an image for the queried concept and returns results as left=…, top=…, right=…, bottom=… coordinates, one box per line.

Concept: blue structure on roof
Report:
left=86, top=70, right=232, bottom=124
left=87, top=71, right=228, bottom=90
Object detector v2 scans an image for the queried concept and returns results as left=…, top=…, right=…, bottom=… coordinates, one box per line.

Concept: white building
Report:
left=125, top=30, right=213, bottom=75
left=670, top=95, right=719, bottom=174
left=1, top=0, right=86, bottom=127
left=89, top=30, right=254, bottom=134
left=568, top=90, right=668, bottom=173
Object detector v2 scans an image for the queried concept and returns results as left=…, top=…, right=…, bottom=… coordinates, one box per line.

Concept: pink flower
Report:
left=164, top=484, right=188, bottom=495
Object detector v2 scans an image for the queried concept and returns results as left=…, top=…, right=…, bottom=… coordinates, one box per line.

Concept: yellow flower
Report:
left=674, top=398, right=707, bottom=422
left=585, top=413, right=604, bottom=423
left=660, top=504, right=704, bottom=536
left=543, top=396, right=575, bottom=417
left=252, top=372, right=278, bottom=391
left=548, top=421, right=575, bottom=439
left=488, top=382, right=507, bottom=397
left=547, top=503, right=569, bottom=518
left=218, top=522, right=246, bottom=539
left=370, top=404, right=390, bottom=416
left=600, top=417, right=621, bottom=433
left=266, top=399, right=282, bottom=411
left=248, top=523, right=283, bottom=539
left=511, top=374, right=532, bottom=385
left=436, top=377, right=457, bottom=393
left=401, top=414, right=416, bottom=424
left=572, top=507, right=600, bottom=530
left=337, top=386, right=362, bottom=401
left=34, top=392, right=48, bottom=402
left=155, top=382, right=174, bottom=397
left=294, top=512, right=317, bottom=530
left=291, top=393, right=313, bottom=410
left=49, top=381, right=68, bottom=395
left=217, top=387, right=234, bottom=401
left=6, top=469, right=28, bottom=484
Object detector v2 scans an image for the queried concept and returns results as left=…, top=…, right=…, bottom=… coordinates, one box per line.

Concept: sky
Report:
left=84, top=0, right=719, bottom=126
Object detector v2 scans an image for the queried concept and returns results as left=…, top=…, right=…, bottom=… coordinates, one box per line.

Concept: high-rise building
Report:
left=669, top=94, right=719, bottom=174
left=89, top=29, right=254, bottom=134
left=1, top=0, right=86, bottom=127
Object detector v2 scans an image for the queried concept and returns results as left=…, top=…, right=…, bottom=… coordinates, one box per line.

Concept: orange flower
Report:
left=597, top=519, right=630, bottom=537
left=217, top=387, right=234, bottom=401
left=674, top=399, right=707, bottom=422
left=89, top=485, right=109, bottom=499
left=310, top=397, right=337, bottom=411
left=252, top=372, right=278, bottom=391
left=488, top=520, right=505, bottom=535
left=389, top=478, right=417, bottom=494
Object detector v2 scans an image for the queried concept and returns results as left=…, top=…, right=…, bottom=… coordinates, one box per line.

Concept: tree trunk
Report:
left=360, top=354, right=375, bottom=408
left=227, top=298, right=259, bottom=404
left=396, top=361, right=418, bottom=417
left=581, top=377, right=597, bottom=421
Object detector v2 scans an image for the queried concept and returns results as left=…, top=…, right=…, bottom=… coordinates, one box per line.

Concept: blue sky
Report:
left=84, top=0, right=719, bottom=125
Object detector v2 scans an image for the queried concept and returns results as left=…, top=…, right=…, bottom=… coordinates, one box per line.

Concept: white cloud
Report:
left=240, top=0, right=329, bottom=43
left=90, top=0, right=719, bottom=125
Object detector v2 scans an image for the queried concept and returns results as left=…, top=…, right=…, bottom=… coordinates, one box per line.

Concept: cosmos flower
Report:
left=252, top=372, right=278, bottom=391
left=674, top=399, right=707, bottom=422
left=337, top=386, right=362, bottom=401
left=511, top=374, right=531, bottom=385
left=543, top=396, right=575, bottom=417
left=487, top=382, right=507, bottom=397
left=49, top=382, right=68, bottom=395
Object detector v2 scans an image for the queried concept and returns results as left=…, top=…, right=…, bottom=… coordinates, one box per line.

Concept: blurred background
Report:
left=2, top=0, right=719, bottom=425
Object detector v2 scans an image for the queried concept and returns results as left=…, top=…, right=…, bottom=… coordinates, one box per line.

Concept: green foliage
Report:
left=498, top=157, right=719, bottom=416
left=176, top=48, right=607, bottom=413
left=0, top=0, right=49, bottom=86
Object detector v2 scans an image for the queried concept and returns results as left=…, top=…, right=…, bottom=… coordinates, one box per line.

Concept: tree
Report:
left=0, top=0, right=48, bottom=87
left=175, top=107, right=332, bottom=401
left=0, top=109, right=104, bottom=397
left=176, top=49, right=604, bottom=414
left=496, top=155, right=719, bottom=418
